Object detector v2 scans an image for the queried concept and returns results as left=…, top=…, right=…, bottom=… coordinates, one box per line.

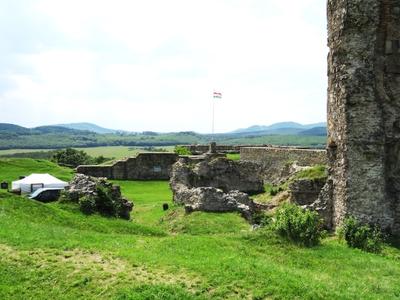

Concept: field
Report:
left=1, top=158, right=400, bottom=299
left=0, top=146, right=175, bottom=160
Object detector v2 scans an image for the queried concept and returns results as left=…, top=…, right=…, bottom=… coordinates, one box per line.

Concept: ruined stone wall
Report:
left=240, top=147, right=327, bottom=182
left=76, top=153, right=179, bottom=180
left=75, top=165, right=112, bottom=178
left=182, top=144, right=267, bottom=154
left=327, top=0, right=400, bottom=234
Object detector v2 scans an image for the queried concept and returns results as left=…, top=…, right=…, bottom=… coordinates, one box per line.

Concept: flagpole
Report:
left=212, top=97, right=215, bottom=139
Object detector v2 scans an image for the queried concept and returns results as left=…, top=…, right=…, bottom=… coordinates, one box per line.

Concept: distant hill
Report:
left=0, top=123, right=31, bottom=134
left=0, top=122, right=326, bottom=150
left=55, top=122, right=119, bottom=134
left=298, top=127, right=327, bottom=136
left=33, top=126, right=86, bottom=134
left=232, top=122, right=327, bottom=134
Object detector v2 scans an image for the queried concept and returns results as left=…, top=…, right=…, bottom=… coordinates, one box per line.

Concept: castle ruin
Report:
left=327, top=0, right=400, bottom=234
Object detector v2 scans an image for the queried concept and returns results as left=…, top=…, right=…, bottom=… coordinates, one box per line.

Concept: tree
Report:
left=52, top=148, right=92, bottom=167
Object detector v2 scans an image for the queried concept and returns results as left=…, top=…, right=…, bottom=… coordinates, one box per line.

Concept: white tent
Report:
left=12, top=173, right=68, bottom=194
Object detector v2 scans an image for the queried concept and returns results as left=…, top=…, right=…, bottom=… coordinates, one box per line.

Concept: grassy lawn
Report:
left=0, top=149, right=54, bottom=155
left=76, top=146, right=174, bottom=159
left=0, top=158, right=400, bottom=299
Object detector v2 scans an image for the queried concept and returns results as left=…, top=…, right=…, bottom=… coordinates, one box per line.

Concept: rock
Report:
left=64, top=174, right=133, bottom=219
left=303, top=179, right=334, bottom=230
left=171, top=156, right=264, bottom=195
left=181, top=186, right=256, bottom=220
left=289, top=177, right=327, bottom=206
left=170, top=156, right=264, bottom=220
left=327, top=0, right=400, bottom=234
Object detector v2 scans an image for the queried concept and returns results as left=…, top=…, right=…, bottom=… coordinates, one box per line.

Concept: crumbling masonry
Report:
left=327, top=0, right=400, bottom=234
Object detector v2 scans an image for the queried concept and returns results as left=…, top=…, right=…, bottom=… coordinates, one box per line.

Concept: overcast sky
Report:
left=0, top=0, right=327, bottom=133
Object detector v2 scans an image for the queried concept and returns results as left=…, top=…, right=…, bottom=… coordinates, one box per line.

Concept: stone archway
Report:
left=326, top=0, right=400, bottom=234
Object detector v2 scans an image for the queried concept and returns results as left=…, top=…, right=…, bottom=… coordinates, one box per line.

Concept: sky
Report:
left=0, top=0, right=328, bottom=133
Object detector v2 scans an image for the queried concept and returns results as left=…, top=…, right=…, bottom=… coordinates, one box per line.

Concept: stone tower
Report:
left=327, top=0, right=400, bottom=234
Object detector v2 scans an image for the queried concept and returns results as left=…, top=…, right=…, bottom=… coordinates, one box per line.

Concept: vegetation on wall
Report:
left=174, top=145, right=192, bottom=155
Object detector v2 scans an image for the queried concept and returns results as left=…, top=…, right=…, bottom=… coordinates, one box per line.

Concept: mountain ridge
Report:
left=55, top=122, right=120, bottom=134
left=231, top=122, right=327, bottom=134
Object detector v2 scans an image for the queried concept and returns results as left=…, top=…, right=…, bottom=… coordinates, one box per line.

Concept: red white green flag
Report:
left=213, top=91, right=222, bottom=99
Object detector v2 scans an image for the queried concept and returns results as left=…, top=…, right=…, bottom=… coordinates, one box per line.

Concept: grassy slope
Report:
left=0, top=159, right=400, bottom=299
left=0, top=158, right=74, bottom=184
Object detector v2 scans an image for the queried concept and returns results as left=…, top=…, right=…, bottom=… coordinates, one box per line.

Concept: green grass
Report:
left=293, top=164, right=327, bottom=180
left=252, top=183, right=284, bottom=203
left=0, top=149, right=54, bottom=155
left=0, top=158, right=74, bottom=184
left=0, top=146, right=175, bottom=161
left=1, top=158, right=400, bottom=299
left=76, top=146, right=141, bottom=159
left=226, top=153, right=240, bottom=161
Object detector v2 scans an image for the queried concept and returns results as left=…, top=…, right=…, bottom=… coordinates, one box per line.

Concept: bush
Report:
left=251, top=212, right=273, bottom=227
left=270, top=187, right=279, bottom=196
left=174, top=146, right=191, bottom=155
left=337, top=217, right=384, bottom=253
left=79, top=196, right=96, bottom=215
left=274, top=203, right=324, bottom=247
left=94, top=185, right=117, bottom=217
left=52, top=148, right=92, bottom=167
left=52, top=148, right=112, bottom=167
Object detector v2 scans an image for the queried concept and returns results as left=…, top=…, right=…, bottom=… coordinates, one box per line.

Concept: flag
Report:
left=213, top=91, right=222, bottom=99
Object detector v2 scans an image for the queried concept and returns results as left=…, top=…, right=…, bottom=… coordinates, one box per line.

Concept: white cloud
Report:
left=0, top=0, right=327, bottom=132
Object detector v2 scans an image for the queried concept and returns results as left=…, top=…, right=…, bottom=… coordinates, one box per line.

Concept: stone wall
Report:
left=327, top=0, right=400, bottom=234
left=240, top=147, right=327, bottom=182
left=289, top=178, right=327, bottom=206
left=181, top=144, right=269, bottom=154
left=76, top=152, right=179, bottom=180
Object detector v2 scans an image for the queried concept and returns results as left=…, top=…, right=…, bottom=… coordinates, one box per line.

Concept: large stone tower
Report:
left=327, top=0, right=400, bottom=234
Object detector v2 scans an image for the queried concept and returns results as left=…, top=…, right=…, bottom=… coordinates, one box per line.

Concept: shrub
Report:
left=94, top=185, right=117, bottom=217
left=174, top=146, right=191, bottom=155
left=274, top=203, right=324, bottom=247
left=270, top=187, right=279, bottom=196
left=52, top=148, right=112, bottom=167
left=251, top=212, right=272, bottom=227
left=79, top=195, right=96, bottom=215
left=52, top=148, right=92, bottom=167
left=337, top=217, right=384, bottom=253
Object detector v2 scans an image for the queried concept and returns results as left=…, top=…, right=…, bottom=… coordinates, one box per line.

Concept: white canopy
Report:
left=12, top=173, right=68, bottom=194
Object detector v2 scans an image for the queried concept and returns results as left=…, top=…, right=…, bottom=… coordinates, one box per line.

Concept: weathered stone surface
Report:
left=327, top=0, right=400, bottom=234
left=170, top=156, right=264, bottom=219
left=170, top=156, right=264, bottom=194
left=289, top=178, right=327, bottom=206
left=181, top=144, right=247, bottom=155
left=179, top=187, right=257, bottom=220
left=240, top=147, right=327, bottom=183
left=277, top=161, right=312, bottom=185
left=65, top=173, right=104, bottom=201
left=77, top=152, right=179, bottom=180
left=307, top=179, right=334, bottom=229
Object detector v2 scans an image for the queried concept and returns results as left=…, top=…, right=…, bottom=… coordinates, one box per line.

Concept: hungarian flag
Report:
left=213, top=91, right=222, bottom=99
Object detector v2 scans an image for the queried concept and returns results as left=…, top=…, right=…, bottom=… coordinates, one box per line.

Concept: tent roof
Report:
left=13, top=173, right=68, bottom=185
